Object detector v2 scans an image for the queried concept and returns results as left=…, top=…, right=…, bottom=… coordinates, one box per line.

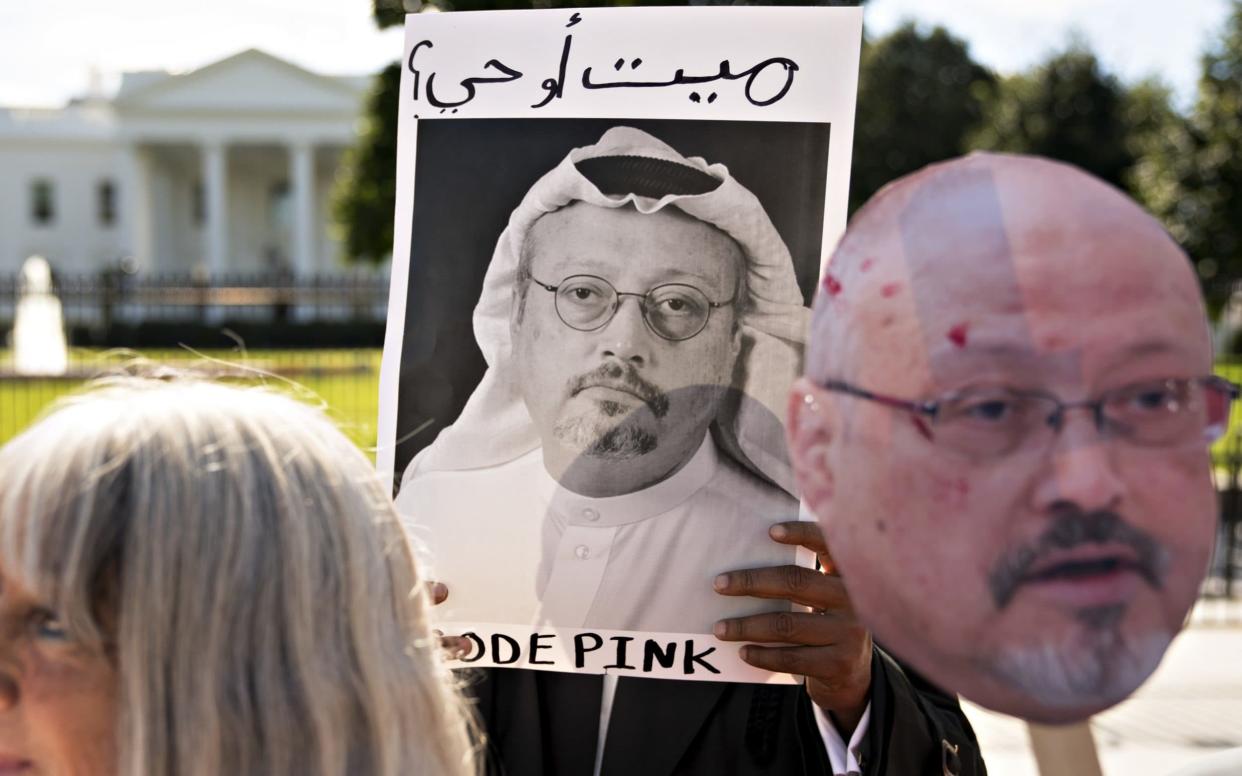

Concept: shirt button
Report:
left=582, top=507, right=600, bottom=522
left=574, top=545, right=591, bottom=560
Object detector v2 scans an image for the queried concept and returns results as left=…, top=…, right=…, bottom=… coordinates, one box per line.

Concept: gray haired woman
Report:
left=0, top=378, right=477, bottom=776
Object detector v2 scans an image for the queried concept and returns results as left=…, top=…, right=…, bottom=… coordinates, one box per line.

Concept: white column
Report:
left=202, top=141, right=228, bottom=277
left=290, top=141, right=316, bottom=278
left=119, top=143, right=153, bottom=272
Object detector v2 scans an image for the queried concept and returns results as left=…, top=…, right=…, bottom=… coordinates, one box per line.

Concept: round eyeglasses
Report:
left=818, top=376, right=1241, bottom=459
left=529, top=274, right=737, bottom=342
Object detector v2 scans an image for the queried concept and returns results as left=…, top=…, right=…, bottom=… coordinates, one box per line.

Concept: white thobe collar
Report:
left=536, top=435, right=718, bottom=527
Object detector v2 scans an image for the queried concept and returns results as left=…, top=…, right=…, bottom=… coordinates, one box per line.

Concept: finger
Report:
left=737, top=644, right=855, bottom=678
left=713, top=565, right=851, bottom=610
left=769, top=521, right=827, bottom=553
left=440, top=635, right=474, bottom=659
left=713, top=610, right=855, bottom=645
left=427, top=581, right=449, bottom=606
left=769, top=521, right=837, bottom=573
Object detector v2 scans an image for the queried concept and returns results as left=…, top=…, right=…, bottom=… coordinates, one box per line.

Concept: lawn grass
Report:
left=1212, top=361, right=1242, bottom=468
left=0, top=348, right=381, bottom=453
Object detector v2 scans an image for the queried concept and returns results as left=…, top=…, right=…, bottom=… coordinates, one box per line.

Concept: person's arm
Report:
left=713, top=521, right=871, bottom=726
left=712, top=520, right=872, bottom=769
left=714, top=521, right=986, bottom=775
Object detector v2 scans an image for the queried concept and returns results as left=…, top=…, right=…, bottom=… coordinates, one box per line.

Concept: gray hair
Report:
left=0, top=377, right=478, bottom=776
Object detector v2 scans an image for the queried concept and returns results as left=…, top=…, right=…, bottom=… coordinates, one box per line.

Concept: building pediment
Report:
left=114, top=49, right=365, bottom=116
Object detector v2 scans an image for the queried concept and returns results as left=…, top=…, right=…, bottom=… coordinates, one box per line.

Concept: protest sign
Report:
left=378, top=6, right=861, bottom=681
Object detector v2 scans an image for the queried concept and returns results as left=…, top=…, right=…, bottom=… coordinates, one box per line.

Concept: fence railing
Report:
left=1, top=271, right=390, bottom=450
left=0, top=270, right=390, bottom=335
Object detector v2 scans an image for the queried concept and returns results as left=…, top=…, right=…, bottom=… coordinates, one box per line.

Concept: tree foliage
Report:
left=1131, top=1, right=1242, bottom=312
left=332, top=62, right=401, bottom=264
left=970, top=44, right=1135, bottom=192
left=851, top=22, right=994, bottom=213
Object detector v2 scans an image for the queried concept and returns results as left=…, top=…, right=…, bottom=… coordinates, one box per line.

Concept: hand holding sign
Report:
left=713, top=520, right=872, bottom=735
left=428, top=581, right=475, bottom=659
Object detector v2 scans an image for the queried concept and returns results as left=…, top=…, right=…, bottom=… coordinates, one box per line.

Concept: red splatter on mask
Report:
left=822, top=274, right=843, bottom=296
left=947, top=323, right=969, bottom=347
left=880, top=282, right=901, bottom=298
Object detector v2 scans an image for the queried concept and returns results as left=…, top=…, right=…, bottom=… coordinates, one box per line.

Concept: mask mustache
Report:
left=568, top=361, right=671, bottom=419
left=989, top=508, right=1168, bottom=609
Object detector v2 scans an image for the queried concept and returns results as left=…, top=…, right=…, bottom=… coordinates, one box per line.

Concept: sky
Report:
left=0, top=0, right=1232, bottom=109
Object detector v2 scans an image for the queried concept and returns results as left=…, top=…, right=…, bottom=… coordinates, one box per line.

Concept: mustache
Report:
left=567, top=362, right=670, bottom=419
left=989, top=507, right=1168, bottom=609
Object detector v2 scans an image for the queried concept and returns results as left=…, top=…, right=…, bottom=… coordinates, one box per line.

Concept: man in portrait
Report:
left=396, top=125, right=809, bottom=634
left=788, top=152, right=1226, bottom=722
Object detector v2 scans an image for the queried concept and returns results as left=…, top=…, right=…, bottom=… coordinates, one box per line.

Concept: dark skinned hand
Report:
left=712, top=520, right=873, bottom=736
left=427, top=582, right=474, bottom=659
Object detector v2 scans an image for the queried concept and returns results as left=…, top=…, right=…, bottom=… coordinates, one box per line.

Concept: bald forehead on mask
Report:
left=805, top=153, right=1209, bottom=389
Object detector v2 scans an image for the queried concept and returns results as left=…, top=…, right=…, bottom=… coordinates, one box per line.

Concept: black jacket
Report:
left=466, top=647, right=986, bottom=776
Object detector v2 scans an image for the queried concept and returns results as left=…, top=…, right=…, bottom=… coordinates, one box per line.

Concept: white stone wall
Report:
left=0, top=140, right=129, bottom=276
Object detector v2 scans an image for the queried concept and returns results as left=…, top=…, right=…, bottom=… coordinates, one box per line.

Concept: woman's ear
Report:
left=787, top=377, right=836, bottom=517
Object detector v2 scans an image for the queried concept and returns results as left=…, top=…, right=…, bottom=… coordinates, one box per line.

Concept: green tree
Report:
left=332, top=62, right=401, bottom=264
left=851, top=22, right=995, bottom=212
left=972, top=44, right=1135, bottom=192
left=1131, top=1, right=1242, bottom=312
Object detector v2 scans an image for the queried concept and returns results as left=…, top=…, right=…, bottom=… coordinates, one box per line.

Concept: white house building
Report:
left=0, top=49, right=372, bottom=278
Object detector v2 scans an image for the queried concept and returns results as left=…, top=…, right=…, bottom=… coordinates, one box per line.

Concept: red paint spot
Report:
left=880, top=282, right=901, bottom=298
left=947, top=323, right=969, bottom=348
left=822, top=274, right=842, bottom=296
left=911, top=416, right=933, bottom=441
left=930, top=475, right=971, bottom=507
left=860, top=257, right=875, bottom=273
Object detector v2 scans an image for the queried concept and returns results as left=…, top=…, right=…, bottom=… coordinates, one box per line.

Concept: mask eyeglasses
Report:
left=529, top=273, right=736, bottom=342
left=817, top=376, right=1241, bottom=458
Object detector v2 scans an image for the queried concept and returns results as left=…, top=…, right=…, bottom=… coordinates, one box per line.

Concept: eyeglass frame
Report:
left=528, top=273, right=739, bottom=342
left=815, top=375, right=1241, bottom=453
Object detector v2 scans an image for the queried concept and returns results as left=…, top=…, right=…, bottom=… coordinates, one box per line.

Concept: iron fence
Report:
left=1, top=271, right=390, bottom=450
left=0, top=270, right=389, bottom=334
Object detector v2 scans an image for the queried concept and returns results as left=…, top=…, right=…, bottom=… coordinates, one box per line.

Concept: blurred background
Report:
left=2, top=1, right=1240, bottom=771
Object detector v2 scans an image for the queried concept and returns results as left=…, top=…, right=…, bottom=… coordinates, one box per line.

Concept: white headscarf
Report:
left=401, top=126, right=809, bottom=495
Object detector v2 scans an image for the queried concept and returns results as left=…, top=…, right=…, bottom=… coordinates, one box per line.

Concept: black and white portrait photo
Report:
left=376, top=7, right=860, bottom=680
left=393, top=120, right=825, bottom=660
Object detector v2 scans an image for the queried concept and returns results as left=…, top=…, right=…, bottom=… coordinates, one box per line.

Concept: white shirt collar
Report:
left=536, top=435, right=718, bottom=527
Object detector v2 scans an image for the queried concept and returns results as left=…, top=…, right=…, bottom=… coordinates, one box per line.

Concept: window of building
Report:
left=30, top=179, right=55, bottom=226
left=269, top=180, right=291, bottom=232
left=97, top=179, right=117, bottom=227
left=192, top=181, right=205, bottom=227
